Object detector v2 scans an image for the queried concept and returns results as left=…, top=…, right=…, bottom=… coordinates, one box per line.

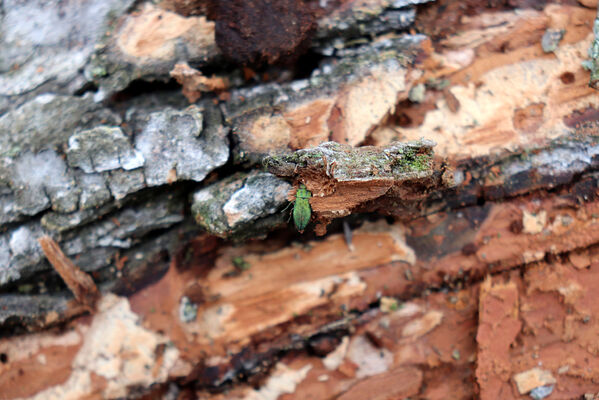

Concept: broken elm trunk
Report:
left=1, top=0, right=599, bottom=399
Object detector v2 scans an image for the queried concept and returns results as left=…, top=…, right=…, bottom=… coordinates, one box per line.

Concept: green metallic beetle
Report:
left=293, top=184, right=312, bottom=232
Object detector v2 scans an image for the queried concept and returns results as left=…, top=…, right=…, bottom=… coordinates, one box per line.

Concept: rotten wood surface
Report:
left=1, top=1, right=599, bottom=399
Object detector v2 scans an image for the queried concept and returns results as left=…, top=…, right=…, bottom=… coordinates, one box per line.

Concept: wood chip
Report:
left=38, top=236, right=100, bottom=311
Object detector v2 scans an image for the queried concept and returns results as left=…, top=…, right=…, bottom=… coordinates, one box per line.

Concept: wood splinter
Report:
left=38, top=235, right=100, bottom=311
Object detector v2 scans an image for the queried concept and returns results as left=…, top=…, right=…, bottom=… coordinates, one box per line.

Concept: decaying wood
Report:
left=2, top=0, right=599, bottom=399
left=38, top=236, right=100, bottom=312
left=170, top=62, right=230, bottom=102
left=265, top=140, right=437, bottom=232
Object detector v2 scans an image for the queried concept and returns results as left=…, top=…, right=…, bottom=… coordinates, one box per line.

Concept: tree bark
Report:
left=1, top=0, right=599, bottom=399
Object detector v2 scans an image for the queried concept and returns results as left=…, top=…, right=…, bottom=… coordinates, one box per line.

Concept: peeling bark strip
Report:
left=169, top=62, right=229, bottom=102
left=191, top=171, right=291, bottom=239
left=190, top=132, right=599, bottom=239
left=38, top=236, right=99, bottom=311
left=265, top=140, right=436, bottom=232
left=223, top=34, right=421, bottom=165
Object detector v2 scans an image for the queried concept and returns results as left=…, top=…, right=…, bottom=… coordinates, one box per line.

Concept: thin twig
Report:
left=38, top=236, right=100, bottom=311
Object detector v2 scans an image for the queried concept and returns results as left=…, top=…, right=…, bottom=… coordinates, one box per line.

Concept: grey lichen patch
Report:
left=0, top=235, right=14, bottom=284
left=191, top=183, right=236, bottom=236
left=77, top=173, right=112, bottom=210
left=502, top=135, right=599, bottom=178
left=0, top=223, right=46, bottom=285
left=0, top=0, right=134, bottom=97
left=265, top=140, right=435, bottom=183
left=41, top=202, right=117, bottom=233
left=223, top=172, right=291, bottom=227
left=0, top=94, right=120, bottom=222
left=0, top=94, right=120, bottom=159
left=11, top=150, right=80, bottom=215
left=42, top=209, right=95, bottom=233
left=408, top=83, right=426, bottom=103
left=541, top=28, right=565, bottom=53
left=41, top=169, right=143, bottom=233
left=134, top=106, right=229, bottom=186
left=0, top=192, right=20, bottom=225
left=67, top=127, right=145, bottom=173
left=4, top=191, right=189, bottom=287
left=179, top=296, right=198, bottom=323
left=59, top=193, right=186, bottom=269
left=8, top=225, right=41, bottom=260
left=105, top=169, right=146, bottom=201
left=191, top=171, right=291, bottom=239
left=0, top=101, right=232, bottom=290
left=529, top=385, right=554, bottom=400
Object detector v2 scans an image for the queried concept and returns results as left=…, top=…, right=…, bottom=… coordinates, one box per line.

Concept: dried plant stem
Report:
left=38, top=235, right=100, bottom=311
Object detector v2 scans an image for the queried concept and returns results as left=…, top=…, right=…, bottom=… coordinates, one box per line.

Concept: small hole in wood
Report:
left=560, top=72, right=575, bottom=84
